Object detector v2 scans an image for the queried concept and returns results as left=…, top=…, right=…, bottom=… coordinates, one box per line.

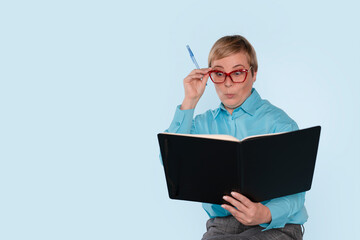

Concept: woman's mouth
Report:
left=225, top=94, right=235, bottom=99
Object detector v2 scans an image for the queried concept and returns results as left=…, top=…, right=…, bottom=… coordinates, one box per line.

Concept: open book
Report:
left=158, top=126, right=321, bottom=204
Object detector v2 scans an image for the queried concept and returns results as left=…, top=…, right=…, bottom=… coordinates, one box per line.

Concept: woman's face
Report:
left=211, top=52, right=257, bottom=114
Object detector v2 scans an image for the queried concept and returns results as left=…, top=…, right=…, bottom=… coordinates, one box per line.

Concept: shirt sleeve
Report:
left=164, top=105, right=196, bottom=134
left=260, top=121, right=306, bottom=230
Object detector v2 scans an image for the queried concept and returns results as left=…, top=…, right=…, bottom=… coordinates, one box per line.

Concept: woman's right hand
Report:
left=181, top=68, right=211, bottom=110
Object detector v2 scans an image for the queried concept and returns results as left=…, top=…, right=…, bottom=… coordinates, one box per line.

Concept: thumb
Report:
left=201, top=72, right=210, bottom=88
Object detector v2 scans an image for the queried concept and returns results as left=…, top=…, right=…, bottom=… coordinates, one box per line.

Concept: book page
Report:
left=161, top=132, right=240, bottom=142
left=161, top=131, right=290, bottom=142
left=241, top=131, right=286, bottom=141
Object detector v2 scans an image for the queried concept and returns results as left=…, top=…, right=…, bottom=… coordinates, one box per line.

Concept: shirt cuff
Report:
left=165, top=105, right=195, bottom=134
left=259, top=201, right=288, bottom=230
left=259, top=191, right=306, bottom=231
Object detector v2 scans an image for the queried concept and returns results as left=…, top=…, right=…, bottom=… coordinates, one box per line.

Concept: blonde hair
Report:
left=208, top=35, right=258, bottom=75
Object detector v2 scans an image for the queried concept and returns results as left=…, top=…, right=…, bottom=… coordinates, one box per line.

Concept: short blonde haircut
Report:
left=208, top=35, right=258, bottom=76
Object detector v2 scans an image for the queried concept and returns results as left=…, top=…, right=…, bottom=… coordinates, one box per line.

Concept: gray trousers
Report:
left=202, top=216, right=303, bottom=240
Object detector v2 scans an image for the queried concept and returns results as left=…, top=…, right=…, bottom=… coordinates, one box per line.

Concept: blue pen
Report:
left=186, top=45, right=207, bottom=86
left=186, top=45, right=200, bottom=69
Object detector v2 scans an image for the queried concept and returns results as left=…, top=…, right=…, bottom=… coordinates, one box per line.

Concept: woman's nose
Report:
left=224, top=75, right=233, bottom=87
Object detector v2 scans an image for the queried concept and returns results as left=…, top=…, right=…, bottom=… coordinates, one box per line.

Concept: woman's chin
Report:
left=221, top=97, right=236, bottom=105
left=223, top=101, right=241, bottom=110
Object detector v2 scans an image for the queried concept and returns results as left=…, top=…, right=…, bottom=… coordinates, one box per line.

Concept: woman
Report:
left=165, top=35, right=305, bottom=240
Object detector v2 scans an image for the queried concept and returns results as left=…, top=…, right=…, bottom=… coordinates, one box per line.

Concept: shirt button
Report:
left=175, top=122, right=180, bottom=126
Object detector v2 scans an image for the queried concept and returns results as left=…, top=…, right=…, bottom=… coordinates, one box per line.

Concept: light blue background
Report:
left=1, top=1, right=359, bottom=239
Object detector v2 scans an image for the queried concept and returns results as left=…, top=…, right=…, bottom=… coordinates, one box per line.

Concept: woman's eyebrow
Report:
left=232, top=64, right=245, bottom=68
left=212, top=64, right=246, bottom=69
left=212, top=65, right=224, bottom=69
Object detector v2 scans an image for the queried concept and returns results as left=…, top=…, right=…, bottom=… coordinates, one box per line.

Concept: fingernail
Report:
left=231, top=192, right=236, bottom=196
left=223, top=196, right=227, bottom=200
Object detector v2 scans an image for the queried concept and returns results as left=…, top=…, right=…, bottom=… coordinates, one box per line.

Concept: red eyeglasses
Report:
left=208, top=66, right=252, bottom=84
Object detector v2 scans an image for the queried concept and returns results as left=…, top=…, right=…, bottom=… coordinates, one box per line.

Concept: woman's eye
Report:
left=234, top=71, right=244, bottom=76
left=216, top=72, right=224, bottom=77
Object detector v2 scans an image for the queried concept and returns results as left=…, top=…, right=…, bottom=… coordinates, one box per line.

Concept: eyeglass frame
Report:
left=208, top=66, right=253, bottom=84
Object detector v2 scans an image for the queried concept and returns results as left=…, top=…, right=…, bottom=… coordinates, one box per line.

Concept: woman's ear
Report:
left=252, top=71, right=257, bottom=83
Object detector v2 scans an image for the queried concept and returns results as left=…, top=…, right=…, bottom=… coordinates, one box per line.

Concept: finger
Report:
left=221, top=204, right=246, bottom=222
left=201, top=72, right=210, bottom=87
left=223, top=195, right=247, bottom=213
left=190, top=68, right=212, bottom=75
left=185, top=71, right=210, bottom=81
left=231, top=192, right=252, bottom=208
left=189, top=73, right=208, bottom=79
left=186, top=68, right=212, bottom=80
left=184, top=74, right=207, bottom=83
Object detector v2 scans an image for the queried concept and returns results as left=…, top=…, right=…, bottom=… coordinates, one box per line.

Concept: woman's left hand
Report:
left=221, top=192, right=272, bottom=226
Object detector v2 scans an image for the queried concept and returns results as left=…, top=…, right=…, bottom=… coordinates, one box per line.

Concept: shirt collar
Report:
left=240, top=88, right=262, bottom=116
left=212, top=88, right=262, bottom=118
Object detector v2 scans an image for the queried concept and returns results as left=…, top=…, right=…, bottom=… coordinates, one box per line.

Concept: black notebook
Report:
left=158, top=126, right=321, bottom=204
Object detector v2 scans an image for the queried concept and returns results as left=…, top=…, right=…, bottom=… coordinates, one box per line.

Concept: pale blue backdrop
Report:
left=1, top=1, right=359, bottom=239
